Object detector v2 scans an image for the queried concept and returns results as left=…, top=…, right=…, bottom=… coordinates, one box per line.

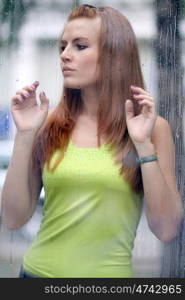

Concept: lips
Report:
left=62, top=67, right=75, bottom=72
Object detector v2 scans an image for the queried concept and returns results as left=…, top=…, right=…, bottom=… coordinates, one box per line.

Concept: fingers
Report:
left=16, top=81, right=39, bottom=95
left=129, top=85, right=156, bottom=117
left=125, top=99, right=134, bottom=120
left=130, top=85, right=155, bottom=104
left=133, top=94, right=153, bottom=102
left=13, top=91, right=30, bottom=103
left=12, top=81, right=40, bottom=103
left=135, top=99, right=155, bottom=111
left=12, top=94, right=24, bottom=103
left=39, top=91, right=49, bottom=110
left=130, top=85, right=150, bottom=96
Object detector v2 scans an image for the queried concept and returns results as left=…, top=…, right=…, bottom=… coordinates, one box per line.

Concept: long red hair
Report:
left=32, top=5, right=144, bottom=194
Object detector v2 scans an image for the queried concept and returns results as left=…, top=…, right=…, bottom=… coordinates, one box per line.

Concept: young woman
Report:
left=1, top=4, right=183, bottom=278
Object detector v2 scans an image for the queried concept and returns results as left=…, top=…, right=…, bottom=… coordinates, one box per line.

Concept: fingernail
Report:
left=31, top=81, right=39, bottom=88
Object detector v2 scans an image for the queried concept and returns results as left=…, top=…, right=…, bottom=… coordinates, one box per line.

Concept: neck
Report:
left=80, top=86, right=99, bottom=120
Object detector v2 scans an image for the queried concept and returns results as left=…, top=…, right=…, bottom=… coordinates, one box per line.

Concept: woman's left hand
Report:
left=125, top=85, right=157, bottom=147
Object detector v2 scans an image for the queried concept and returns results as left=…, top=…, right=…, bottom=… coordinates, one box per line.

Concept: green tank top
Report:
left=23, top=139, right=142, bottom=277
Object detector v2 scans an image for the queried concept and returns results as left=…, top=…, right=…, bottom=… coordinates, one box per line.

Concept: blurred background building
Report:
left=0, top=0, right=184, bottom=277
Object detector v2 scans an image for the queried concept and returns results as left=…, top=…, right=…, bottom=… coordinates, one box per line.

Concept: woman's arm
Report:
left=125, top=86, right=183, bottom=242
left=1, top=81, right=49, bottom=229
left=1, top=131, right=43, bottom=229
left=136, top=116, right=183, bottom=242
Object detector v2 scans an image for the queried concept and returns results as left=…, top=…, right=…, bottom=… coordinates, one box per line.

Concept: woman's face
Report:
left=60, top=17, right=101, bottom=89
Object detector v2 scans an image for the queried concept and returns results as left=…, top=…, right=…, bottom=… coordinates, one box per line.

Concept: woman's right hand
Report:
left=11, top=81, right=49, bottom=133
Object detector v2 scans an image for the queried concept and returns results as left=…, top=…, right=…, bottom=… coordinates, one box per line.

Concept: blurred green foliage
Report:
left=72, top=0, right=80, bottom=9
left=181, top=0, right=185, bottom=15
left=0, top=0, right=36, bottom=47
left=0, top=0, right=81, bottom=48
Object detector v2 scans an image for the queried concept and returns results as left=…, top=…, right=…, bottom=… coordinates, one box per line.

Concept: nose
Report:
left=60, top=46, right=72, bottom=62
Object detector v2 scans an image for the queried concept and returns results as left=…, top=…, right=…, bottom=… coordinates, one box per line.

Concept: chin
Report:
left=63, top=77, right=97, bottom=90
left=63, top=79, right=87, bottom=90
left=63, top=82, right=82, bottom=89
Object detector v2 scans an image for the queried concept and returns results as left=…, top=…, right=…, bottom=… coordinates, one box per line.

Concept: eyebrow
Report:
left=61, top=37, right=89, bottom=44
